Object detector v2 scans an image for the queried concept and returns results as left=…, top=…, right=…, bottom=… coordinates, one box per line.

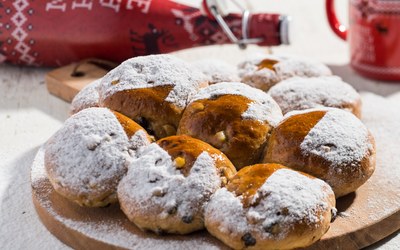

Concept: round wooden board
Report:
left=31, top=93, right=400, bottom=249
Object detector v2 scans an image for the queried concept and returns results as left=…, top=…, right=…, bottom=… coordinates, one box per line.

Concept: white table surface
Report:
left=1, top=0, right=400, bottom=249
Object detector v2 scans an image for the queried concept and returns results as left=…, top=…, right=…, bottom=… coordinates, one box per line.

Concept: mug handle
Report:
left=326, top=0, right=348, bottom=40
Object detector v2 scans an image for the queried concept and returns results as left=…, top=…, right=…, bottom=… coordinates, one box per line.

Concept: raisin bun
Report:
left=191, top=59, right=240, bottom=84
left=268, top=76, right=362, bottom=118
left=118, top=135, right=236, bottom=234
left=45, top=108, right=152, bottom=207
left=70, top=78, right=101, bottom=115
left=98, top=54, right=209, bottom=139
left=205, top=163, right=336, bottom=250
left=238, top=54, right=332, bottom=91
left=263, top=108, right=376, bottom=198
left=178, top=82, right=283, bottom=169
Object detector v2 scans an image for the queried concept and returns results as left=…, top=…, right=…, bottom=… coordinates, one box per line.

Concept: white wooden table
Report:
left=1, top=0, right=400, bottom=249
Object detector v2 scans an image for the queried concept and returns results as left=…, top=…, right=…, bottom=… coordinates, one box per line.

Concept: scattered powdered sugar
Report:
left=205, top=168, right=332, bottom=239
left=361, top=93, right=400, bottom=207
left=205, top=188, right=249, bottom=234
left=118, top=143, right=222, bottom=227
left=268, top=76, right=360, bottom=114
left=338, top=211, right=351, bottom=218
left=99, top=54, right=209, bottom=109
left=190, top=82, right=283, bottom=126
left=44, top=108, right=142, bottom=198
left=242, top=102, right=283, bottom=127
left=300, top=108, right=370, bottom=166
left=191, top=59, right=240, bottom=84
left=30, top=146, right=47, bottom=184
left=128, top=129, right=151, bottom=157
left=70, top=78, right=101, bottom=115
left=250, top=169, right=331, bottom=230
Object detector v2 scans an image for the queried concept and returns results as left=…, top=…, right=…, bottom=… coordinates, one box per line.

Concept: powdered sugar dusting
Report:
left=29, top=92, right=400, bottom=249
left=190, top=82, right=283, bottom=126
left=99, top=55, right=209, bottom=109
left=274, top=57, right=332, bottom=80
left=237, top=55, right=281, bottom=90
left=361, top=93, right=400, bottom=209
left=205, top=188, right=249, bottom=234
left=118, top=143, right=222, bottom=229
left=251, top=169, right=331, bottom=228
left=31, top=146, right=47, bottom=184
left=191, top=59, right=240, bottom=84
left=128, top=129, right=151, bottom=157
left=44, top=108, right=149, bottom=201
left=268, top=76, right=360, bottom=114
left=300, top=109, right=370, bottom=166
left=70, top=78, right=101, bottom=115
left=31, top=147, right=221, bottom=249
left=238, top=54, right=331, bottom=91
left=205, top=168, right=332, bottom=239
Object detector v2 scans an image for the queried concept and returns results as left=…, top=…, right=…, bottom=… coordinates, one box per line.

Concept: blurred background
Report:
left=173, top=0, right=400, bottom=95
left=174, top=0, right=348, bottom=64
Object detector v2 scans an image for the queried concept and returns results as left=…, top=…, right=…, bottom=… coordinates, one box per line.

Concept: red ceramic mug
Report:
left=326, top=0, right=400, bottom=81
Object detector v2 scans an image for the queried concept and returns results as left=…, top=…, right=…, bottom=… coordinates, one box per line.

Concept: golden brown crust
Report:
left=111, top=111, right=152, bottom=140
left=178, top=95, right=273, bottom=169
left=263, top=110, right=376, bottom=197
left=263, top=111, right=326, bottom=173
left=226, top=163, right=284, bottom=207
left=102, top=86, right=182, bottom=139
left=257, top=58, right=279, bottom=71
left=157, top=135, right=236, bottom=181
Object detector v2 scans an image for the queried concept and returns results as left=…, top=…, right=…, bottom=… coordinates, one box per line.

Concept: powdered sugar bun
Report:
left=238, top=54, right=332, bottom=91
left=98, top=55, right=209, bottom=139
left=268, top=76, right=362, bottom=117
left=263, top=108, right=376, bottom=197
left=191, top=59, right=240, bottom=84
left=178, top=82, right=283, bottom=169
left=205, top=163, right=336, bottom=250
left=45, top=108, right=152, bottom=207
left=118, top=135, right=236, bottom=234
left=70, top=78, right=101, bottom=115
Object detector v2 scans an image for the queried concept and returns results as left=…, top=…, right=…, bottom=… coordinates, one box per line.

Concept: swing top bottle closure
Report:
left=0, top=0, right=290, bottom=67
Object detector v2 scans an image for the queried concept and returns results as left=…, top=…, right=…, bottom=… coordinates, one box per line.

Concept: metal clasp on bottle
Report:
left=202, top=0, right=263, bottom=49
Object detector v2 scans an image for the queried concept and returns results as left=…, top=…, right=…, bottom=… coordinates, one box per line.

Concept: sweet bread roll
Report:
left=268, top=76, right=362, bottom=118
left=263, top=108, right=376, bottom=197
left=45, top=108, right=152, bottom=207
left=191, top=59, right=240, bottom=84
left=70, top=78, right=101, bottom=115
left=238, top=54, right=332, bottom=91
left=118, top=135, right=236, bottom=234
left=98, top=55, right=209, bottom=139
left=178, top=82, right=283, bottom=169
left=205, top=163, right=336, bottom=250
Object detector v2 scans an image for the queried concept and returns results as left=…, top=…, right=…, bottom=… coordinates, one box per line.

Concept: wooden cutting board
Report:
left=31, top=93, right=400, bottom=249
left=45, top=59, right=117, bottom=102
